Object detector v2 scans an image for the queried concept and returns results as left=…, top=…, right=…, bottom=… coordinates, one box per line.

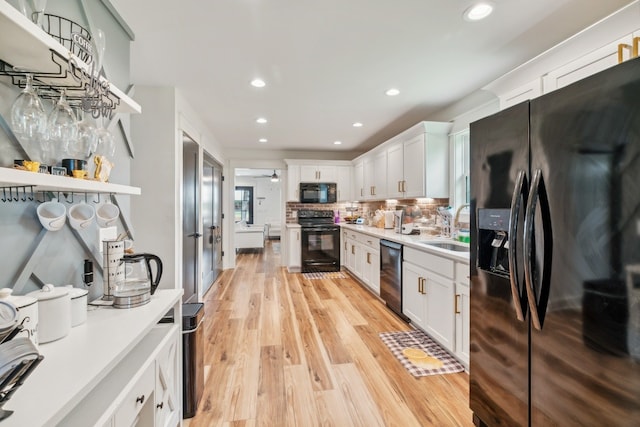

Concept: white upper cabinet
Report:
left=300, top=165, right=337, bottom=183
left=356, top=121, right=451, bottom=201
left=336, top=165, right=352, bottom=201
left=484, top=1, right=640, bottom=109
left=285, top=160, right=351, bottom=202
left=353, top=159, right=364, bottom=200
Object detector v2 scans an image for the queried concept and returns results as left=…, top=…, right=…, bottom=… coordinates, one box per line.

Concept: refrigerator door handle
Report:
left=508, top=169, right=528, bottom=322
left=523, top=168, right=546, bottom=331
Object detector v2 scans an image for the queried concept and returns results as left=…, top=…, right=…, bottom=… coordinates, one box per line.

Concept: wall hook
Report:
left=28, top=186, right=34, bottom=201
left=93, top=193, right=101, bottom=204
left=1, top=188, right=6, bottom=203
left=21, top=187, right=27, bottom=202
left=11, top=187, right=18, bottom=202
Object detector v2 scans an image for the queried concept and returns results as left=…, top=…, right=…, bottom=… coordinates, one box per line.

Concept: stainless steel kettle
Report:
left=113, top=253, right=163, bottom=309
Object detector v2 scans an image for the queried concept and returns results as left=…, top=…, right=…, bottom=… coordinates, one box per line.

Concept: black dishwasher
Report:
left=379, top=240, right=409, bottom=322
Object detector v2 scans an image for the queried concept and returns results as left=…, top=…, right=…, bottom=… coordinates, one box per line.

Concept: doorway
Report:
left=202, top=155, right=223, bottom=295
left=182, top=135, right=199, bottom=303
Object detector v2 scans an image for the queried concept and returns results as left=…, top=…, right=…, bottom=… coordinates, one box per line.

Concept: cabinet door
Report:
left=156, top=328, right=180, bottom=427
left=114, top=363, right=155, bottom=427
left=299, top=166, right=318, bottom=183
left=336, top=165, right=352, bottom=201
left=363, top=155, right=375, bottom=200
left=402, top=134, right=425, bottom=198
left=362, top=248, right=380, bottom=295
left=372, top=150, right=387, bottom=199
left=353, top=160, right=364, bottom=200
left=386, top=142, right=404, bottom=198
left=287, top=165, right=301, bottom=201
left=317, top=165, right=337, bottom=182
left=341, top=231, right=348, bottom=266
left=402, top=262, right=427, bottom=328
left=353, top=242, right=364, bottom=278
left=424, top=272, right=456, bottom=352
left=543, top=34, right=630, bottom=93
left=287, top=228, right=301, bottom=269
left=455, top=281, right=470, bottom=368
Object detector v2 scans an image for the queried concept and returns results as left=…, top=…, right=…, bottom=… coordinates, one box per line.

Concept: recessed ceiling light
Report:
left=258, top=138, right=268, bottom=143
left=251, top=78, right=266, bottom=88
left=353, top=122, right=363, bottom=128
left=464, top=2, right=494, bottom=21
left=334, top=141, right=342, bottom=145
left=385, top=88, right=400, bottom=96
left=256, top=117, right=267, bottom=124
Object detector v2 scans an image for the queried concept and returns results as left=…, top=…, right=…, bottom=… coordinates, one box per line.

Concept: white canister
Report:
left=28, top=284, right=71, bottom=343
left=0, top=288, right=38, bottom=347
left=66, top=286, right=88, bottom=327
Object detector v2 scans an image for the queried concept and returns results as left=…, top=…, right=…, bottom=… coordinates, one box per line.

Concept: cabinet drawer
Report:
left=359, top=234, right=379, bottom=250
left=456, top=262, right=470, bottom=284
left=404, top=247, right=454, bottom=279
left=115, top=362, right=155, bottom=427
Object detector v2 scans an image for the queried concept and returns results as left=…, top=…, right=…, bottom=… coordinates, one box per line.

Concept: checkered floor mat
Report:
left=301, top=272, right=347, bottom=280
left=379, top=330, right=465, bottom=377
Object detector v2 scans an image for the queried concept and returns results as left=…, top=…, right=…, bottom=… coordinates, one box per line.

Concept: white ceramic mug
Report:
left=36, top=198, right=67, bottom=231
left=68, top=202, right=95, bottom=230
left=96, top=202, right=120, bottom=228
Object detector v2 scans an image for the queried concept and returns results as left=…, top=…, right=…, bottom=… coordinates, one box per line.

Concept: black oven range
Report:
left=297, top=210, right=340, bottom=273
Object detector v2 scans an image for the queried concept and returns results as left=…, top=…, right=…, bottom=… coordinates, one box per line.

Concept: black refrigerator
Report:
left=469, top=57, right=640, bottom=426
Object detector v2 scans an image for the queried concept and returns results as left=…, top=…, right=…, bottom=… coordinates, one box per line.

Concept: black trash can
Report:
left=182, top=303, right=204, bottom=418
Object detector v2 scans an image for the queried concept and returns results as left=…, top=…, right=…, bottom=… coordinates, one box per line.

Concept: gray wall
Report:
left=0, top=0, right=135, bottom=300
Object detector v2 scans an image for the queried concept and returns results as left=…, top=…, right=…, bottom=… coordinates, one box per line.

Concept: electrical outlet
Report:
left=98, top=226, right=118, bottom=252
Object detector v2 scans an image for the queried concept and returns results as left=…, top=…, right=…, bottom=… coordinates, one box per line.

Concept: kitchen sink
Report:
left=417, top=241, right=470, bottom=252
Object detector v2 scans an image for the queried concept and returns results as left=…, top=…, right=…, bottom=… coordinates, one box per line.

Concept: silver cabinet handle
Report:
left=509, top=169, right=528, bottom=322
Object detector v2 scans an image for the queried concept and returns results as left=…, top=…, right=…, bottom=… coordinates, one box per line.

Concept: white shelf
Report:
left=0, top=1, right=141, bottom=115
left=0, top=167, right=141, bottom=195
left=2, top=289, right=183, bottom=427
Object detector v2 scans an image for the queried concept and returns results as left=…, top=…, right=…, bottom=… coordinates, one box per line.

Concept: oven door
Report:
left=300, top=226, right=340, bottom=272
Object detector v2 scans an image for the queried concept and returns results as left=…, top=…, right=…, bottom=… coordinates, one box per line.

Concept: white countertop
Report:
left=340, top=223, right=470, bottom=263
left=3, top=289, right=183, bottom=426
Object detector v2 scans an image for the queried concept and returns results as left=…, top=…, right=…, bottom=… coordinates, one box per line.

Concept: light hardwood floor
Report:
left=188, top=240, right=473, bottom=426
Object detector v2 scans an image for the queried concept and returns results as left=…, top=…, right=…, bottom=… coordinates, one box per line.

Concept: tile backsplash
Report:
left=286, top=198, right=450, bottom=224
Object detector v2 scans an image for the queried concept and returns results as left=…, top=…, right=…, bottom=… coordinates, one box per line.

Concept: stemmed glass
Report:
left=47, top=90, right=78, bottom=161
left=92, top=29, right=106, bottom=78
left=10, top=74, right=47, bottom=144
left=74, top=109, right=98, bottom=159
left=94, top=117, right=115, bottom=159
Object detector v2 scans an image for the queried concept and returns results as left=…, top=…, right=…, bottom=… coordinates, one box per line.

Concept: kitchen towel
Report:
left=379, top=330, right=464, bottom=377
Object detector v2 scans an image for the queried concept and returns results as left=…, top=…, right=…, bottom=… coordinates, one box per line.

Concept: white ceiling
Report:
left=113, top=0, right=633, bottom=154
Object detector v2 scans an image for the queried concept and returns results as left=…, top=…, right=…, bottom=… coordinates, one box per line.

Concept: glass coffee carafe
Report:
left=113, top=253, right=162, bottom=309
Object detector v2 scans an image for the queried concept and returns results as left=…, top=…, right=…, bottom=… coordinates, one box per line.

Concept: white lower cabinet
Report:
left=115, top=362, right=156, bottom=427
left=402, top=247, right=469, bottom=367
left=286, top=226, right=301, bottom=272
left=343, top=229, right=380, bottom=295
left=155, top=328, right=180, bottom=426
left=455, top=262, right=470, bottom=367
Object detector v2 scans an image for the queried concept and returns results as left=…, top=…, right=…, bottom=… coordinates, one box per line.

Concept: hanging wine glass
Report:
left=73, top=108, right=98, bottom=159
left=92, top=28, right=106, bottom=78
left=10, top=74, right=47, bottom=143
left=47, top=90, right=78, bottom=162
left=29, top=0, right=47, bottom=28
left=94, top=116, right=115, bottom=159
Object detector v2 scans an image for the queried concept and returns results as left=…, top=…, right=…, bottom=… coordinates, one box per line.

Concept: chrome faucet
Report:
left=454, top=204, right=470, bottom=234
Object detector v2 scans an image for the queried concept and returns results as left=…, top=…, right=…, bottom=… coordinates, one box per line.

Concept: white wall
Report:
left=234, top=176, right=282, bottom=227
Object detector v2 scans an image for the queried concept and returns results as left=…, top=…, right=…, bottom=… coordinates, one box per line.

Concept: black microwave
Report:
left=299, top=183, right=337, bottom=204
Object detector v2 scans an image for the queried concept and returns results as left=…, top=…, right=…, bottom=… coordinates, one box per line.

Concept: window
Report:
left=451, top=129, right=470, bottom=209
left=234, top=186, right=253, bottom=224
